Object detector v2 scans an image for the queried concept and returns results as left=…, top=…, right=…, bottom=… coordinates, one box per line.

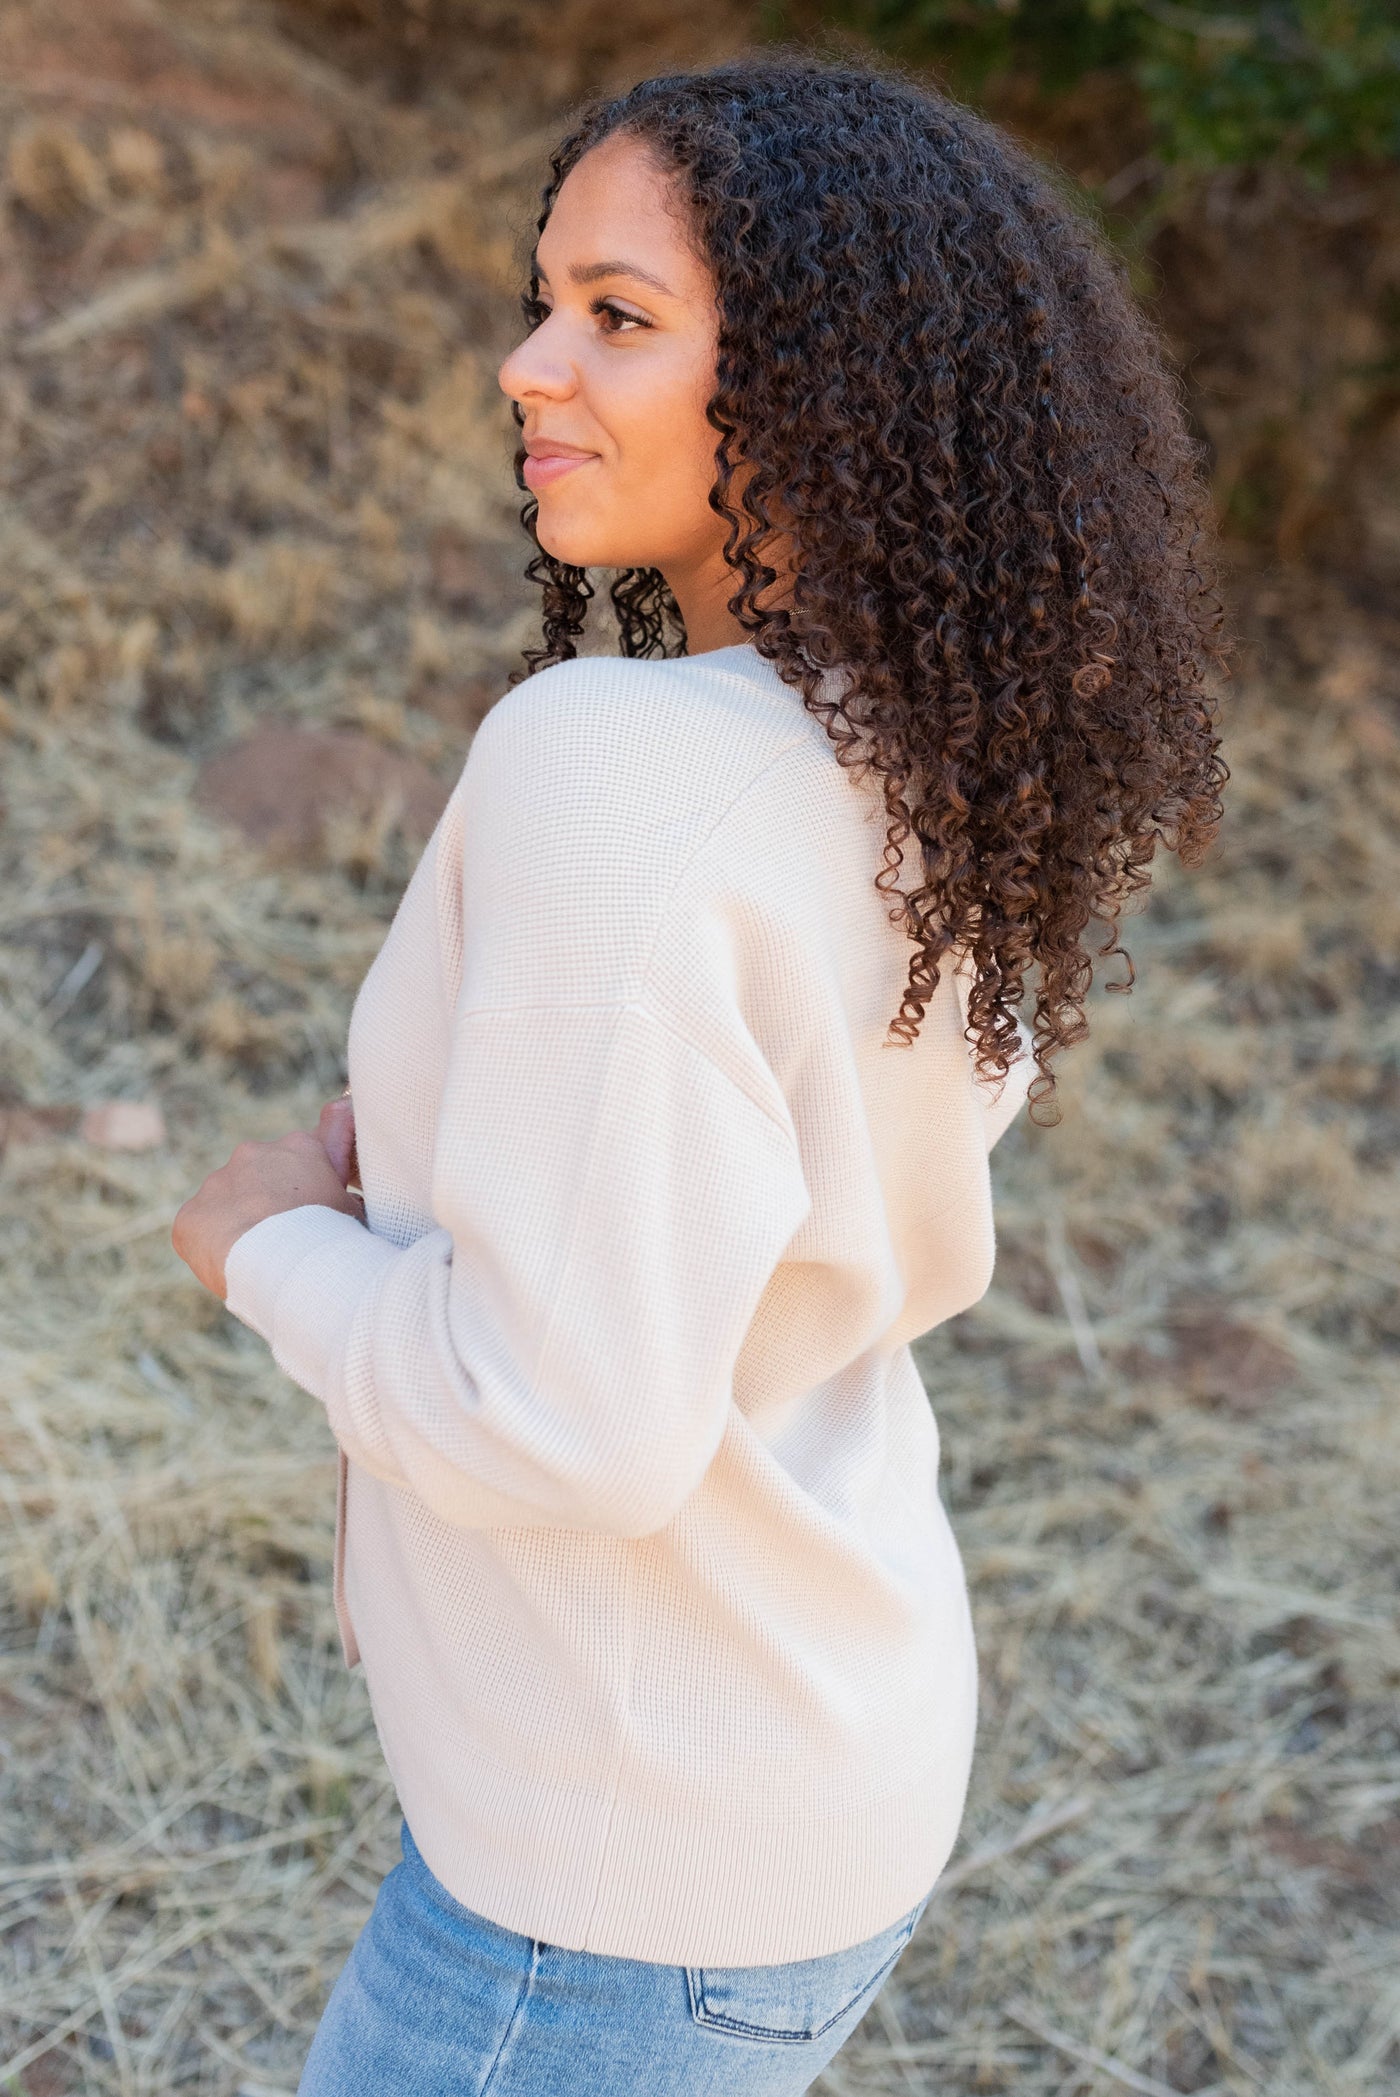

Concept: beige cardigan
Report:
left=224, top=641, right=1030, bottom=1965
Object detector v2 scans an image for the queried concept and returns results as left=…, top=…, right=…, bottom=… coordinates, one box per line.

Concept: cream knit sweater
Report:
left=223, top=640, right=1031, bottom=1966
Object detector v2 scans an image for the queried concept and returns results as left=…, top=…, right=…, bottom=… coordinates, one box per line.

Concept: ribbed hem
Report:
left=383, top=1710, right=974, bottom=1966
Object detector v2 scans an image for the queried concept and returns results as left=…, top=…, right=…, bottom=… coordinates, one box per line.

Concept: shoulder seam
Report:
left=633, top=735, right=815, bottom=984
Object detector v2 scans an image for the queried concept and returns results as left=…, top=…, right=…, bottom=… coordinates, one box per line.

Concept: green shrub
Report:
left=765, top=1, right=1400, bottom=175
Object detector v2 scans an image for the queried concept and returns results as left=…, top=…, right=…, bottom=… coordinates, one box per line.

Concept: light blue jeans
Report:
left=297, top=1819, right=932, bottom=2094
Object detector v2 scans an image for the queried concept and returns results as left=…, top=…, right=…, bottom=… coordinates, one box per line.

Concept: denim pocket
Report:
left=684, top=1895, right=929, bottom=2044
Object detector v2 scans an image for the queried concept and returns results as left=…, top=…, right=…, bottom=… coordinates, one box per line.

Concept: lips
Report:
left=522, top=446, right=598, bottom=488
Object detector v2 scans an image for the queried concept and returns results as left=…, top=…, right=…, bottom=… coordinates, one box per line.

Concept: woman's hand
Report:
left=172, top=1095, right=364, bottom=1303
left=317, top=1091, right=359, bottom=1191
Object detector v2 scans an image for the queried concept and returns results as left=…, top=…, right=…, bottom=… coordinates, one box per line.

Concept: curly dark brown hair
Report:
left=506, top=45, right=1229, bottom=1124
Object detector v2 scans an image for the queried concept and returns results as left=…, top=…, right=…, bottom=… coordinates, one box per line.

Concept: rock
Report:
left=0, top=1104, right=81, bottom=1148
left=193, top=721, right=451, bottom=858
left=1170, top=1305, right=1296, bottom=1414
left=80, top=1100, right=166, bottom=1150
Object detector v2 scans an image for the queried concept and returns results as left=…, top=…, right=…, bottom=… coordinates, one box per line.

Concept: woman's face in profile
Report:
left=497, top=132, right=731, bottom=581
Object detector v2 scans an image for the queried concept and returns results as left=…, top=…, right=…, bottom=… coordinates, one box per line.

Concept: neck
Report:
left=662, top=554, right=750, bottom=655
left=663, top=537, right=795, bottom=655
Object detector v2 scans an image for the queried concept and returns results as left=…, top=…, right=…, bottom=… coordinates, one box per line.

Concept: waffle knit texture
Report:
left=223, top=640, right=1031, bottom=1966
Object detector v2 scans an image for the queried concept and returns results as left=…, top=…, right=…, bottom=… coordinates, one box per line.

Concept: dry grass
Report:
left=1, top=2, right=1397, bottom=2092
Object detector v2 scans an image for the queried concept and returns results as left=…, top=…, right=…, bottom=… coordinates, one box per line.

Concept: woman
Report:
left=173, top=46, right=1226, bottom=2096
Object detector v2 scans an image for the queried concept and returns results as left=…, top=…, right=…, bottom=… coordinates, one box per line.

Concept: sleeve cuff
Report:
left=223, top=1203, right=402, bottom=1403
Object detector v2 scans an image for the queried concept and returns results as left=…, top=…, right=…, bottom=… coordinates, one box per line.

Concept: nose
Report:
left=498, top=315, right=576, bottom=406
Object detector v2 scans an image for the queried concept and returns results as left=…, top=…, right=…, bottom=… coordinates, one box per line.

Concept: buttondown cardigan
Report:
left=223, top=640, right=1031, bottom=1966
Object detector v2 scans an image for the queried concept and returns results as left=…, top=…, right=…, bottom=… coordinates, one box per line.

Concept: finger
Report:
left=317, top=1098, right=354, bottom=1181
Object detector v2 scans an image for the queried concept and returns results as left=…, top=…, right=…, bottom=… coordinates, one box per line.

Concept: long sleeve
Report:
left=223, top=654, right=816, bottom=1538
left=223, top=999, right=812, bottom=1537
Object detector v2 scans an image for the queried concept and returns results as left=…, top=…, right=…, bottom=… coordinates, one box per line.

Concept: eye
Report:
left=590, top=296, right=651, bottom=336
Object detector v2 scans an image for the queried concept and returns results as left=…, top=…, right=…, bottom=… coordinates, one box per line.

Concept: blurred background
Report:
left=1, top=3, right=1397, bottom=2091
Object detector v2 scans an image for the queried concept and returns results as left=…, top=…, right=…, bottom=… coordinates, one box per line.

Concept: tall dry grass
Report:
left=1, top=1, right=1397, bottom=2091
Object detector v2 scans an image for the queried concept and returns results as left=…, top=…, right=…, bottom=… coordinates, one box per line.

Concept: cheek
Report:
left=607, top=350, right=712, bottom=469
left=535, top=342, right=722, bottom=569
left=600, top=350, right=718, bottom=502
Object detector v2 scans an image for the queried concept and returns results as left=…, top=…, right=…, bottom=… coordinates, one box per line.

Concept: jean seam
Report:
left=477, top=1936, right=542, bottom=2095
left=685, top=1905, right=922, bottom=2043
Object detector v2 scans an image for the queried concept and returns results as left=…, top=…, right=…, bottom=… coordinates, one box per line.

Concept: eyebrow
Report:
left=533, top=256, right=676, bottom=297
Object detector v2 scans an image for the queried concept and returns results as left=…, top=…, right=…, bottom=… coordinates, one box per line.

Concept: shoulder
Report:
left=445, top=655, right=815, bottom=1006
left=460, top=652, right=810, bottom=840
left=469, top=650, right=792, bottom=759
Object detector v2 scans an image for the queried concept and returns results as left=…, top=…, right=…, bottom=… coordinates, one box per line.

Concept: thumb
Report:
left=318, top=1095, right=355, bottom=1182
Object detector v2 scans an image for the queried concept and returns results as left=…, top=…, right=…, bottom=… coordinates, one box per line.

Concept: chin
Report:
left=533, top=512, right=640, bottom=572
